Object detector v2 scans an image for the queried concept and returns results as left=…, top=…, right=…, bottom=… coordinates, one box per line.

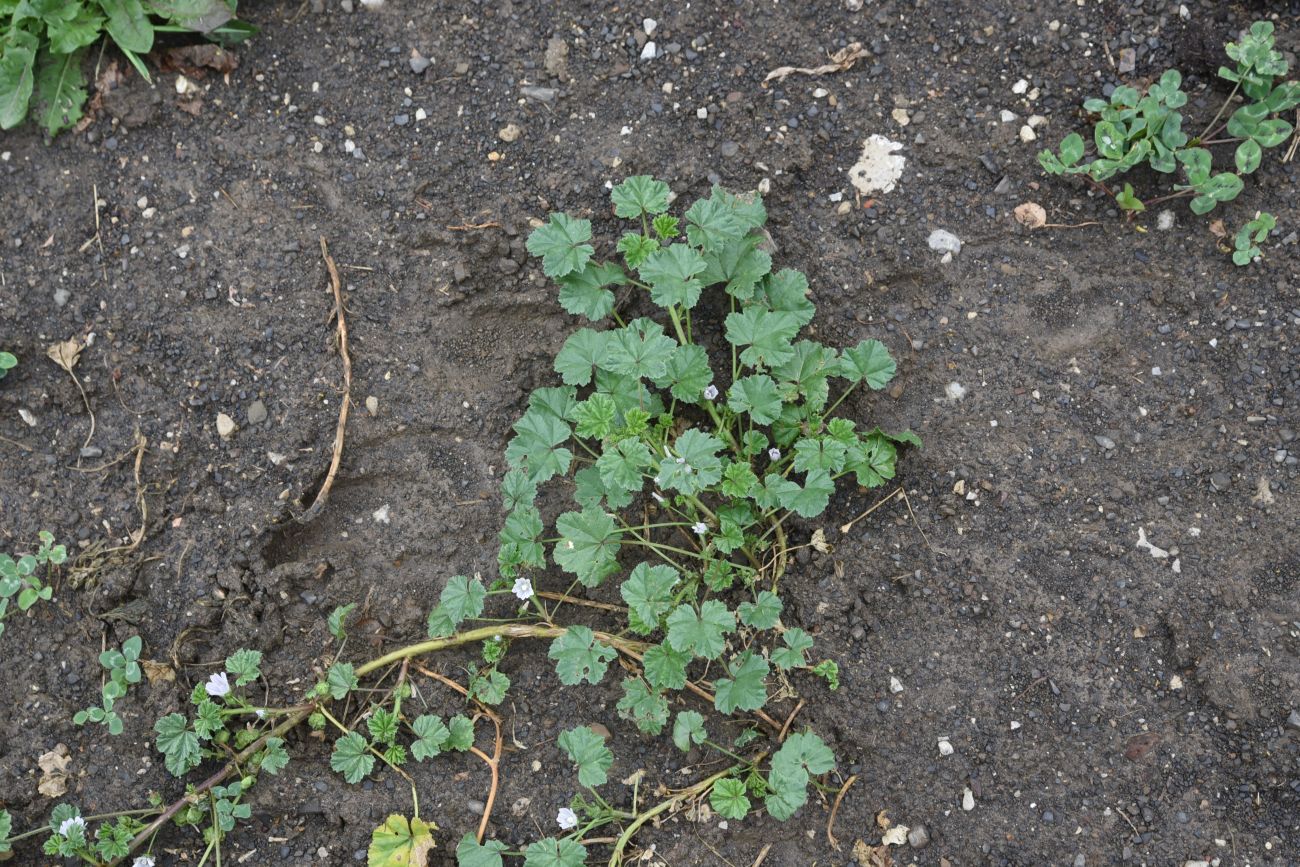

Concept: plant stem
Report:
left=4, top=808, right=160, bottom=844
left=1198, top=81, right=1240, bottom=141
left=823, top=381, right=860, bottom=419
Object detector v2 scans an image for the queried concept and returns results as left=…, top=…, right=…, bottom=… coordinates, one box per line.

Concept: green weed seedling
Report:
left=1038, top=20, right=1299, bottom=265
left=0, top=0, right=257, bottom=136
left=0, top=181, right=915, bottom=867
left=0, top=351, right=15, bottom=379
left=0, top=531, right=65, bottom=639
left=74, top=635, right=143, bottom=735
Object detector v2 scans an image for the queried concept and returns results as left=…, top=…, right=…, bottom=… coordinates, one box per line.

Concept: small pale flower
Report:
left=58, top=815, right=86, bottom=837
left=512, top=577, right=535, bottom=601
left=132, top=857, right=157, bottom=867
left=205, top=671, right=231, bottom=697
left=768, top=447, right=781, bottom=461
left=256, top=708, right=267, bottom=720
left=556, top=807, right=578, bottom=830
left=702, top=384, right=719, bottom=400
left=653, top=475, right=662, bottom=485
left=651, top=492, right=665, bottom=504
left=692, top=521, right=708, bottom=536
left=675, top=456, right=685, bottom=464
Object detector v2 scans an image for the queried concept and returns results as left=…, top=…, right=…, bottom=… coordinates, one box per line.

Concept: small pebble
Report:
left=216, top=413, right=236, bottom=439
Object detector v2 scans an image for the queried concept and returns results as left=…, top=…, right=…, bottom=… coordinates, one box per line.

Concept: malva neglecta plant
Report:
left=1038, top=20, right=1298, bottom=265
left=0, top=0, right=256, bottom=135
left=0, top=179, right=913, bottom=867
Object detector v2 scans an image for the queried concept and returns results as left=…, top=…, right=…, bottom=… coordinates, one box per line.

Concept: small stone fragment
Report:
left=365, top=395, right=379, bottom=416
left=247, top=400, right=268, bottom=425
left=640, top=41, right=657, bottom=61
left=962, top=787, right=975, bottom=811
left=908, top=824, right=930, bottom=849
left=409, top=50, right=431, bottom=74
left=927, top=229, right=962, bottom=255
left=498, top=123, right=521, bottom=142
left=216, top=413, right=236, bottom=438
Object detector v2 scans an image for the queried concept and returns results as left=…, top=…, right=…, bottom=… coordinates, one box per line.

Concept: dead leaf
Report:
left=38, top=744, right=71, bottom=798
left=1123, top=732, right=1161, bottom=761
left=765, top=42, right=869, bottom=83
left=159, top=44, right=239, bottom=77
left=875, top=809, right=892, bottom=830
left=1014, top=202, right=1047, bottom=229
left=1252, top=476, right=1274, bottom=506
left=1208, top=219, right=1227, bottom=239
left=852, top=839, right=893, bottom=867
left=142, top=659, right=176, bottom=684
left=46, top=338, right=84, bottom=373
left=810, top=527, right=831, bottom=553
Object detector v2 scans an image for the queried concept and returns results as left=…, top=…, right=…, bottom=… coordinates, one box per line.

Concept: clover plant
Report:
left=74, top=634, right=142, bottom=735
left=0, top=531, right=65, bottom=639
left=1038, top=20, right=1298, bottom=264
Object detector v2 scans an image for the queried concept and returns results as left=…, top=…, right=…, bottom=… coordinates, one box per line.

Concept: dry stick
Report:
left=299, top=238, right=351, bottom=524
left=899, top=488, right=939, bottom=557
left=776, top=699, right=806, bottom=742
left=750, top=843, right=773, bottom=867
left=0, top=433, right=33, bottom=452
left=412, top=663, right=503, bottom=843
left=838, top=488, right=902, bottom=535
left=1040, top=221, right=1103, bottom=229
left=1284, top=109, right=1300, bottom=163
left=536, top=590, right=627, bottom=613
left=825, top=773, right=858, bottom=851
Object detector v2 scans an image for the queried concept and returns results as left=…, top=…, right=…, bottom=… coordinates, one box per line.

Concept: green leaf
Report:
left=837, top=339, right=895, bottom=388
left=611, top=175, right=671, bottom=217
left=713, top=651, right=768, bottom=714
left=767, top=469, right=834, bottom=518
left=710, top=778, right=751, bottom=820
left=411, top=714, right=450, bottom=761
left=792, top=437, right=848, bottom=473
left=699, top=236, right=772, bottom=300
left=101, top=0, right=155, bottom=53
left=1235, top=138, right=1262, bottom=174
left=572, top=393, right=617, bottom=440
left=505, top=409, right=573, bottom=484
left=845, top=433, right=896, bottom=488
left=367, top=707, right=400, bottom=744
left=616, top=677, right=669, bottom=734
left=595, top=437, right=653, bottom=494
left=558, top=725, right=613, bottom=787
left=522, top=838, right=587, bottom=867
left=657, top=428, right=724, bottom=495
left=446, top=715, right=475, bottom=751
left=605, top=319, right=677, bottom=380
left=0, top=809, right=12, bottom=854
left=641, top=243, right=708, bottom=309
left=33, top=48, right=87, bottom=135
left=724, top=307, right=799, bottom=368
left=330, top=731, right=375, bottom=784
left=193, top=699, right=223, bottom=740
left=0, top=30, right=37, bottom=130
left=553, top=508, right=620, bottom=587
left=456, top=833, right=508, bottom=867
left=425, top=575, right=487, bottom=638
left=46, top=6, right=106, bottom=54
left=773, top=340, right=834, bottom=410
left=759, top=269, right=815, bottom=327
left=738, top=590, right=782, bottom=629
left=685, top=196, right=744, bottom=252
left=711, top=185, right=768, bottom=230
left=773, top=731, right=835, bottom=776
left=367, top=814, right=435, bottom=867
left=549, top=625, right=618, bottom=685
left=666, top=600, right=734, bottom=660
left=327, top=603, right=356, bottom=640
left=727, top=374, right=783, bottom=425
left=616, top=231, right=659, bottom=268
left=657, top=342, right=713, bottom=402
left=326, top=661, right=360, bottom=699
left=620, top=562, right=679, bottom=633
left=772, top=628, right=815, bottom=671
left=764, top=769, right=809, bottom=820
left=720, top=460, right=759, bottom=498
left=671, top=710, right=707, bottom=752
left=527, top=213, right=594, bottom=278
left=497, top=504, right=545, bottom=577
left=573, top=466, right=631, bottom=511
left=225, top=649, right=262, bottom=687
left=469, top=669, right=510, bottom=705
left=556, top=261, right=626, bottom=321
left=642, top=641, right=690, bottom=690
left=260, top=737, right=289, bottom=774
left=1058, top=132, right=1085, bottom=166
left=1252, top=118, right=1292, bottom=148
left=154, top=713, right=201, bottom=777
left=554, top=329, right=610, bottom=387
left=653, top=213, right=680, bottom=240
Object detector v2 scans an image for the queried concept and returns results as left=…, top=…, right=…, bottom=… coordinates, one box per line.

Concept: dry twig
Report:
left=826, top=774, right=858, bottom=850
left=299, top=238, right=352, bottom=523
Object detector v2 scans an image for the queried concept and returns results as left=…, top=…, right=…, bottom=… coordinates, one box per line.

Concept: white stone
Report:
left=1010, top=720, right=1022, bottom=730
left=848, top=134, right=906, bottom=195
left=1157, top=210, right=1175, bottom=230
left=415, top=108, right=427, bottom=121
left=1019, top=125, right=1037, bottom=143
left=945, top=381, right=967, bottom=401
left=643, top=17, right=657, bottom=35
left=928, top=228, right=962, bottom=254
left=1170, top=675, right=1184, bottom=690
left=1028, top=114, right=1048, bottom=128
left=1000, top=109, right=1018, bottom=123
left=640, top=41, right=657, bottom=61
left=889, top=676, right=904, bottom=693
left=696, top=106, right=708, bottom=119
left=962, top=788, right=975, bottom=811
left=216, top=413, right=236, bottom=438
left=1012, top=78, right=1029, bottom=94
left=938, top=738, right=954, bottom=756
left=372, top=504, right=391, bottom=524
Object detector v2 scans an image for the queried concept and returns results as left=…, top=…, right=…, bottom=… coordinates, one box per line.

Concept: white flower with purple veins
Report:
left=58, top=815, right=86, bottom=837
left=132, top=857, right=156, bottom=867
left=702, top=384, right=719, bottom=400
left=556, top=807, right=578, bottom=830
left=768, top=447, right=781, bottom=461
left=692, top=522, right=708, bottom=536
left=512, top=577, right=535, bottom=601
left=205, top=671, right=231, bottom=698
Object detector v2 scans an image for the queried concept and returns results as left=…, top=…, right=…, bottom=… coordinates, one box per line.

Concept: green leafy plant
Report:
left=74, top=634, right=142, bottom=735
left=0, top=0, right=257, bottom=136
left=1038, top=20, right=1298, bottom=264
left=1232, top=210, right=1276, bottom=265
left=0, top=350, right=15, bottom=379
left=0, top=531, right=65, bottom=639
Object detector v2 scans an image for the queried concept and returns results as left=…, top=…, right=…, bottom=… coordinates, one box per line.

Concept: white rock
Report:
left=938, top=737, right=954, bottom=756
left=1012, top=78, right=1029, bottom=94
left=927, top=228, right=962, bottom=254
left=372, top=504, right=391, bottom=524
left=1010, top=720, right=1021, bottom=730
left=643, top=17, right=657, bottom=35
left=640, top=41, right=657, bottom=61
left=216, top=413, right=236, bottom=439
left=18, top=407, right=37, bottom=427
left=828, top=191, right=843, bottom=202
left=757, top=177, right=771, bottom=194
left=267, top=451, right=287, bottom=466
left=881, top=826, right=909, bottom=846
left=962, top=787, right=975, bottom=811
left=1019, top=125, right=1037, bottom=143
left=1157, top=209, right=1175, bottom=230
left=813, top=87, right=828, bottom=98
left=848, top=134, right=906, bottom=195
left=415, top=108, right=427, bottom=121
left=1027, top=114, right=1048, bottom=128
left=1000, top=109, right=1018, bottom=123
left=1170, top=675, right=1183, bottom=690
left=696, top=106, right=708, bottom=119
left=945, top=381, right=967, bottom=401
left=1136, top=527, right=1170, bottom=559
left=889, top=676, right=904, bottom=693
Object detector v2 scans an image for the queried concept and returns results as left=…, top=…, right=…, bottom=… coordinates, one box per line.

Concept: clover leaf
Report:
left=557, top=725, right=613, bottom=787
left=549, top=625, right=618, bottom=685
left=527, top=213, right=594, bottom=278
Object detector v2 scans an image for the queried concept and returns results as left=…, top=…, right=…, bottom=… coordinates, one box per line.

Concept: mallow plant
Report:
left=0, top=180, right=914, bottom=867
